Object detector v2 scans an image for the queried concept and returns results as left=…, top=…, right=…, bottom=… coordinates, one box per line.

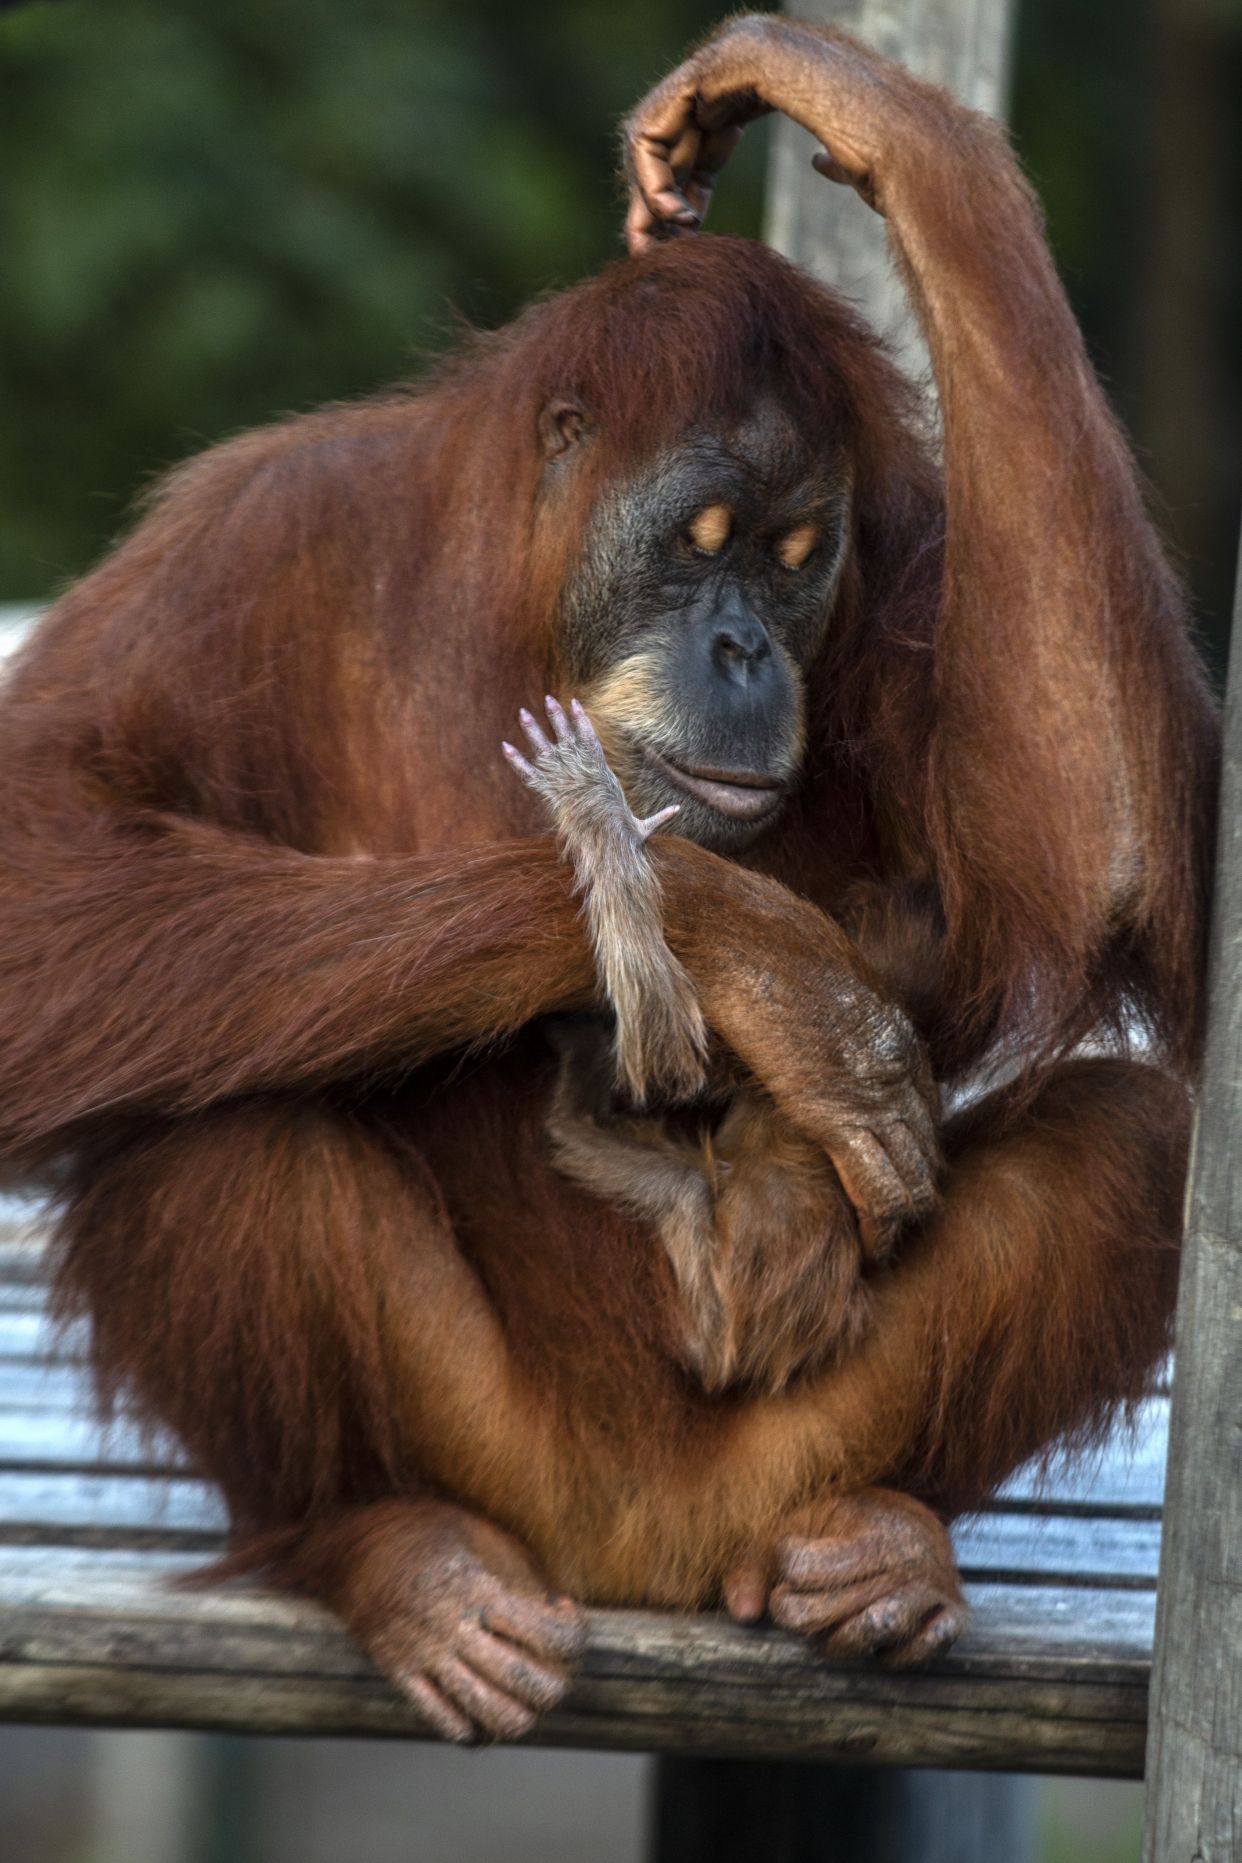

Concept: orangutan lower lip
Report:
left=644, top=747, right=786, bottom=821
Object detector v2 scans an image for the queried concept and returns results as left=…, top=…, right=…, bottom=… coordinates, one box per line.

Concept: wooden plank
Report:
left=0, top=1392, right=1168, bottom=1515
left=0, top=1410, right=185, bottom=1469
left=0, top=1284, right=50, bottom=1313
left=995, top=1400, right=1167, bottom=1514
left=1142, top=536, right=1242, bottom=1860
left=0, top=1461, right=1161, bottom=1587
left=0, top=1311, right=84, bottom=1361
left=0, top=1548, right=1152, bottom=1772
left=0, top=1468, right=225, bottom=1544
left=0, top=1391, right=1169, bottom=1516
left=0, top=1363, right=91, bottom=1409
left=955, top=1513, right=1159, bottom=1588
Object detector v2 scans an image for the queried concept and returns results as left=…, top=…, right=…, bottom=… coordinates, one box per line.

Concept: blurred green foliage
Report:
left=1, top=0, right=1237, bottom=651
left=0, top=0, right=764, bottom=595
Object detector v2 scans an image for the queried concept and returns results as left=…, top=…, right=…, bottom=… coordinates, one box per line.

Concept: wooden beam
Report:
left=1142, top=529, right=1242, bottom=1861
left=0, top=1549, right=1154, bottom=1774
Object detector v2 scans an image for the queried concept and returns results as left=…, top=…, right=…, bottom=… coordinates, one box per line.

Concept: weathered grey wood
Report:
left=0, top=1548, right=1153, bottom=1772
left=1142, top=533, right=1242, bottom=1859
left=0, top=1468, right=224, bottom=1543
left=763, top=0, right=1015, bottom=387
left=0, top=1409, right=185, bottom=1467
left=0, top=1381, right=1169, bottom=1513
left=955, top=1512, right=1160, bottom=1586
left=0, top=1461, right=1165, bottom=1597
left=0, top=1309, right=80, bottom=1360
left=0, top=1362, right=92, bottom=1409
left=0, top=1283, right=50, bottom=1313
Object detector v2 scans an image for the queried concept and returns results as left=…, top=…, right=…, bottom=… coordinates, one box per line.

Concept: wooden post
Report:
left=1142, top=531, right=1242, bottom=1863
left=764, top=0, right=1014, bottom=389
left=651, top=1758, right=1034, bottom=1863
left=653, top=6, right=1027, bottom=1859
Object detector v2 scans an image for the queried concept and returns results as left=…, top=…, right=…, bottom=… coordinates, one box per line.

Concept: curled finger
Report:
left=458, top=1620, right=569, bottom=1713
left=626, top=95, right=705, bottom=233
left=820, top=1585, right=943, bottom=1660
left=829, top=1129, right=909, bottom=1257
left=881, top=1599, right=969, bottom=1668
left=479, top=1587, right=587, bottom=1665
left=898, top=1072, right=941, bottom=1158
left=775, top=1531, right=888, bottom=1591
left=770, top=1576, right=884, bottom=1637
left=674, top=120, right=742, bottom=221
left=879, top=1116, right=940, bottom=1220
left=395, top=1668, right=475, bottom=1743
left=426, top=1649, right=538, bottom=1742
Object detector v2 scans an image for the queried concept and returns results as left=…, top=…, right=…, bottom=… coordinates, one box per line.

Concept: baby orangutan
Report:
left=504, top=696, right=870, bottom=1393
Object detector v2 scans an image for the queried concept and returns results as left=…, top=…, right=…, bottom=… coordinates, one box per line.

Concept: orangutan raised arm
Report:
left=622, top=13, right=1218, bottom=1072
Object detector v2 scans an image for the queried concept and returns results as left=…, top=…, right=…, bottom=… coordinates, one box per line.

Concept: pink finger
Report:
left=458, top=1621, right=568, bottom=1712
left=518, top=707, right=552, bottom=757
left=480, top=1591, right=587, bottom=1664
left=396, top=1669, right=474, bottom=1743
left=427, top=1651, right=537, bottom=1742
left=501, top=742, right=537, bottom=781
left=544, top=695, right=572, bottom=744
left=569, top=698, right=600, bottom=745
left=638, top=805, right=680, bottom=837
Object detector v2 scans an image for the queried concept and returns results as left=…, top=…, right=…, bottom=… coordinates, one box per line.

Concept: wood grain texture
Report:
left=0, top=1547, right=1153, bottom=1773
left=0, top=1457, right=1165, bottom=1580
left=1142, top=534, right=1242, bottom=1862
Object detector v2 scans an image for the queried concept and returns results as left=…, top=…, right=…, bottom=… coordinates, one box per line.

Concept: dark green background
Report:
left=1, top=0, right=1239, bottom=665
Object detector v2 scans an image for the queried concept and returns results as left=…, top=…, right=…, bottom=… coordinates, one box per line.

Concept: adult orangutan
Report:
left=0, top=17, right=1218, bottom=1741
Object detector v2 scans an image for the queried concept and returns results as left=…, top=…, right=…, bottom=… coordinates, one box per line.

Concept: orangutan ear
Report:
left=538, top=397, right=591, bottom=460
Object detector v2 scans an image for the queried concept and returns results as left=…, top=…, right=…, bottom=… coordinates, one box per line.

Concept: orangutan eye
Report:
left=685, top=504, right=732, bottom=555
left=775, top=522, right=819, bottom=571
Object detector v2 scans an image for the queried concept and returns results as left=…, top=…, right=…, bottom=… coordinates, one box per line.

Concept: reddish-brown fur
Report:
left=0, top=20, right=1219, bottom=1729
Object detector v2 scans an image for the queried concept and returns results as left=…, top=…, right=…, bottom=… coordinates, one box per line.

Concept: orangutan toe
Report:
left=379, top=1581, right=585, bottom=1743
left=765, top=1486, right=967, bottom=1668
left=328, top=1498, right=586, bottom=1744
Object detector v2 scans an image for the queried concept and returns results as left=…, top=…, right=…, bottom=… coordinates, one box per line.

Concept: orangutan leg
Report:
left=718, top=1058, right=1187, bottom=1663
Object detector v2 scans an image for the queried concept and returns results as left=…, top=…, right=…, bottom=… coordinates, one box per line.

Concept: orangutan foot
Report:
left=724, top=1486, right=967, bottom=1667
left=302, top=1498, right=586, bottom=1743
